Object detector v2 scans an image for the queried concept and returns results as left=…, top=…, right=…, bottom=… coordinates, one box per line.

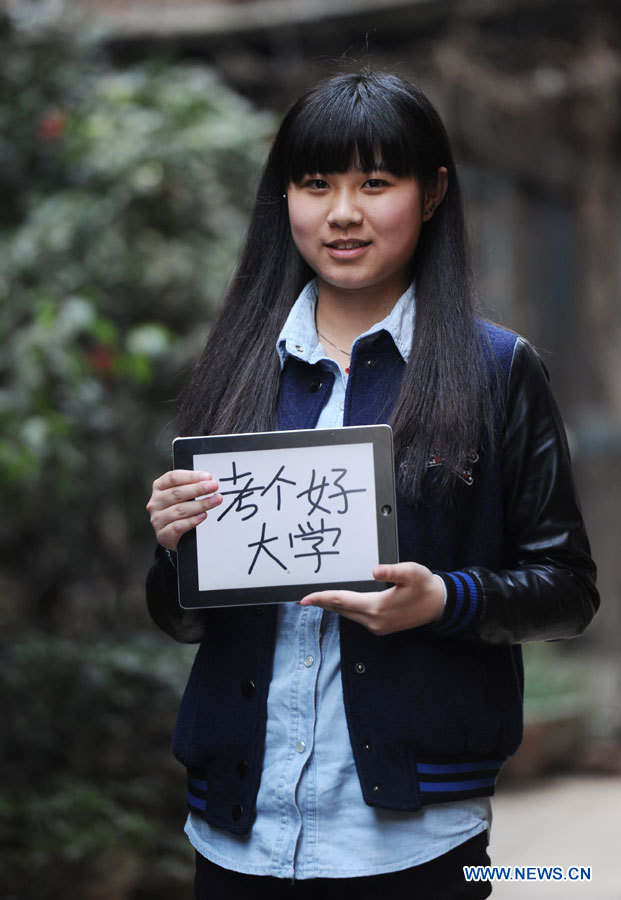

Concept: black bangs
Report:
left=278, top=75, right=425, bottom=185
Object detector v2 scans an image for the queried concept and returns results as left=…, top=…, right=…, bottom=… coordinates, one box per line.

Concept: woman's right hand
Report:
left=146, top=469, right=223, bottom=551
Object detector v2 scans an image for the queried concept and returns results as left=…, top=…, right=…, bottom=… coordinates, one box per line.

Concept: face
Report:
left=287, top=169, right=425, bottom=303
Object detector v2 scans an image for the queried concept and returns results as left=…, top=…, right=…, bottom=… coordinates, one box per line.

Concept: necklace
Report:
left=317, top=329, right=351, bottom=358
left=317, top=329, right=351, bottom=373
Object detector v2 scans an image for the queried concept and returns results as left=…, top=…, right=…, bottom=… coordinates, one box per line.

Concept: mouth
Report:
left=324, top=239, right=371, bottom=249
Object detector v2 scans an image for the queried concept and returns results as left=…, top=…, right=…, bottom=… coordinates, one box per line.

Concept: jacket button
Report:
left=355, top=662, right=366, bottom=674
left=365, top=359, right=374, bottom=368
left=241, top=680, right=256, bottom=697
left=236, top=759, right=249, bottom=777
left=232, top=804, right=243, bottom=821
left=373, top=784, right=381, bottom=794
left=363, top=743, right=371, bottom=752
left=253, top=605, right=266, bottom=616
left=308, top=380, right=323, bottom=393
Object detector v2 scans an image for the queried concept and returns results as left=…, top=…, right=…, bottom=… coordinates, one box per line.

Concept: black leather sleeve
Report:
left=465, top=338, right=599, bottom=644
left=146, top=545, right=208, bottom=643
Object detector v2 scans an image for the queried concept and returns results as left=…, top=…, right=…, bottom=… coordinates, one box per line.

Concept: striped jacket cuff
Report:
left=415, top=757, right=504, bottom=802
left=187, top=774, right=208, bottom=812
left=428, top=570, right=483, bottom=636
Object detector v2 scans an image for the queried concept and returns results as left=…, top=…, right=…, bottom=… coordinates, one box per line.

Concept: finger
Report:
left=373, top=561, right=418, bottom=584
left=299, top=589, right=388, bottom=633
left=153, top=469, right=212, bottom=492
left=152, top=492, right=223, bottom=529
left=299, top=589, right=373, bottom=609
left=157, top=508, right=210, bottom=550
left=166, top=478, right=221, bottom=504
left=148, top=477, right=220, bottom=513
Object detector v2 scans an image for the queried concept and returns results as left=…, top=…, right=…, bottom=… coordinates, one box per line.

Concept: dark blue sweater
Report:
left=151, top=322, right=597, bottom=835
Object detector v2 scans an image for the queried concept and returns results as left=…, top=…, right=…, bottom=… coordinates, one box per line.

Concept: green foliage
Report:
left=522, top=643, right=584, bottom=720
left=0, top=13, right=274, bottom=617
left=0, top=636, right=196, bottom=898
left=0, top=14, right=276, bottom=899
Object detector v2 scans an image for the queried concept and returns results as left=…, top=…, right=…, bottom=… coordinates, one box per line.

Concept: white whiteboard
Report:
left=193, top=441, right=378, bottom=591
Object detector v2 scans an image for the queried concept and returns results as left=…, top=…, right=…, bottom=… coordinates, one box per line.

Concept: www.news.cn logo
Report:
left=463, top=865, right=592, bottom=882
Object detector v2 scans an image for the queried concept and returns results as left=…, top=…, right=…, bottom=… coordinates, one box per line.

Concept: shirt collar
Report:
left=276, top=279, right=415, bottom=369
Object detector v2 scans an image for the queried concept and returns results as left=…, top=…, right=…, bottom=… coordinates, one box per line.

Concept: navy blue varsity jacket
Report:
left=146, top=321, right=598, bottom=836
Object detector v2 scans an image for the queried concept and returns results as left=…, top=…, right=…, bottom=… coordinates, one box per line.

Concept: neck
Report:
left=315, top=280, right=407, bottom=350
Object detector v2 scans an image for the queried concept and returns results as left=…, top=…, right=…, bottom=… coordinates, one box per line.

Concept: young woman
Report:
left=146, top=71, right=598, bottom=899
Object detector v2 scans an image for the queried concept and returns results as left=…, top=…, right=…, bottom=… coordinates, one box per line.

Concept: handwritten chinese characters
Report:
left=193, top=443, right=379, bottom=591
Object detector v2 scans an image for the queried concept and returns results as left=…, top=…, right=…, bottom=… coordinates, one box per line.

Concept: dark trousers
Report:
left=194, top=831, right=492, bottom=899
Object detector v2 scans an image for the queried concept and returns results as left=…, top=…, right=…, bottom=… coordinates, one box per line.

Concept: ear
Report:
left=422, top=167, right=449, bottom=222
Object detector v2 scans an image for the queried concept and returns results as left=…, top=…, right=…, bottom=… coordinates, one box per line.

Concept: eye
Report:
left=363, top=177, right=389, bottom=189
left=301, top=177, right=329, bottom=190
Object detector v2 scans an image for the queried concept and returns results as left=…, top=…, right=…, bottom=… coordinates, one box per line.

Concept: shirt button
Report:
left=296, top=740, right=307, bottom=753
left=339, top=402, right=344, bottom=410
left=303, top=655, right=314, bottom=667
left=355, top=662, right=366, bottom=674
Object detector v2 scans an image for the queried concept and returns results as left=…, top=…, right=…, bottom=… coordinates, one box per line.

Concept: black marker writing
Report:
left=260, top=464, right=297, bottom=511
left=289, top=518, right=342, bottom=573
left=328, top=467, right=367, bottom=514
left=296, top=468, right=332, bottom=516
left=217, top=476, right=260, bottom=521
left=219, top=460, right=253, bottom=485
left=247, top=522, right=288, bottom=575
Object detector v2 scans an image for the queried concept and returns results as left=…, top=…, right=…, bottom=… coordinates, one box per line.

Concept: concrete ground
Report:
left=488, top=775, right=621, bottom=899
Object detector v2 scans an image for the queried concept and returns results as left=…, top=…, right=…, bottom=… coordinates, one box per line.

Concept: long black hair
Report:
left=179, top=71, right=496, bottom=501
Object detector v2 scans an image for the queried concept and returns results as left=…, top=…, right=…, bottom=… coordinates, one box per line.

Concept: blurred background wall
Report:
left=1, top=0, right=619, bottom=897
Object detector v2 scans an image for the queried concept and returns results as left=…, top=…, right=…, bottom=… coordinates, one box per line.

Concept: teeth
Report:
left=333, top=241, right=366, bottom=249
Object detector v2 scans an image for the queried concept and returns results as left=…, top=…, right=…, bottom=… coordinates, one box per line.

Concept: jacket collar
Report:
left=276, top=279, right=416, bottom=370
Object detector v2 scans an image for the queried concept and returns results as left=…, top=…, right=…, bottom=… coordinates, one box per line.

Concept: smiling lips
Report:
left=324, top=239, right=372, bottom=260
left=325, top=239, right=371, bottom=249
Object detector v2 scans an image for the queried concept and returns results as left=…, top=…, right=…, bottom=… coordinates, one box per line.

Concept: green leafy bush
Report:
left=0, top=13, right=274, bottom=623
left=0, top=16, right=275, bottom=895
left=0, top=636, right=196, bottom=898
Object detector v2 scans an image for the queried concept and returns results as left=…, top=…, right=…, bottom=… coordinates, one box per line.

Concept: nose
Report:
left=326, top=188, right=363, bottom=229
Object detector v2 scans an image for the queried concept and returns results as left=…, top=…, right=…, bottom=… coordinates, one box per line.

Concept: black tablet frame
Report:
left=172, top=424, right=398, bottom=609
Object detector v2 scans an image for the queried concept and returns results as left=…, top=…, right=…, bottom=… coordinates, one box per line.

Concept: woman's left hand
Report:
left=299, top=562, right=445, bottom=635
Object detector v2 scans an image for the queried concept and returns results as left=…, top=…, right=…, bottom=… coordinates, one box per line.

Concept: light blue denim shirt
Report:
left=185, top=279, right=490, bottom=878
